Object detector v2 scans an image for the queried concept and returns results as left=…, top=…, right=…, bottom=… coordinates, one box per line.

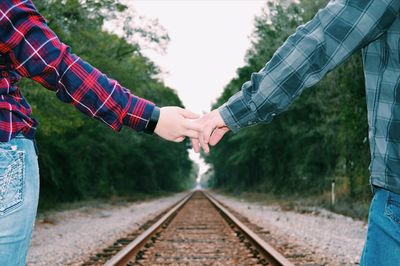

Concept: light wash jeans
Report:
left=0, top=134, right=39, bottom=266
left=361, top=186, right=400, bottom=265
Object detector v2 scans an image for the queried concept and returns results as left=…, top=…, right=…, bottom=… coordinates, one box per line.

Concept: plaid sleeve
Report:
left=219, top=0, right=400, bottom=133
left=0, top=0, right=155, bottom=132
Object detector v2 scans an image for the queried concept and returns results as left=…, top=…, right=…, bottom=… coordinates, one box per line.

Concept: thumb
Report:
left=180, top=108, right=200, bottom=119
left=174, top=136, right=185, bottom=143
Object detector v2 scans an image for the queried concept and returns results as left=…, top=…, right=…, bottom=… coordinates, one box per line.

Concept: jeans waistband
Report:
left=13, top=134, right=27, bottom=139
left=13, top=133, right=39, bottom=156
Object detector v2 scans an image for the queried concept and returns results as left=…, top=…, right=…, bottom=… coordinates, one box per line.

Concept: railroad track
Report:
left=84, top=190, right=294, bottom=266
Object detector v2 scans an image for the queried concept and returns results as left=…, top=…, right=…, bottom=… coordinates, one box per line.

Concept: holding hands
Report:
left=154, top=107, right=229, bottom=154
left=191, top=109, right=229, bottom=154
left=154, top=107, right=202, bottom=142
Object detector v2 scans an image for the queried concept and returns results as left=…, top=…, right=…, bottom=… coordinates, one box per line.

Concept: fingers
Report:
left=199, top=124, right=212, bottom=154
left=181, top=117, right=202, bottom=141
left=201, top=113, right=217, bottom=144
left=183, top=120, right=202, bottom=132
left=209, top=127, right=229, bottom=146
left=203, top=123, right=215, bottom=144
left=199, top=136, right=210, bottom=154
left=184, top=129, right=199, bottom=139
left=190, top=109, right=227, bottom=153
left=155, top=107, right=227, bottom=152
left=191, top=138, right=201, bottom=153
left=180, top=108, right=200, bottom=119
left=201, top=110, right=225, bottom=144
left=155, top=106, right=203, bottom=142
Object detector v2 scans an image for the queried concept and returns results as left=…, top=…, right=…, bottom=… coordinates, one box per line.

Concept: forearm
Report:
left=50, top=50, right=155, bottom=132
left=0, top=0, right=154, bottom=132
left=220, top=0, right=399, bottom=133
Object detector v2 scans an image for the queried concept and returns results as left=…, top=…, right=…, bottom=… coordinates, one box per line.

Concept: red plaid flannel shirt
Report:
left=0, top=0, right=155, bottom=142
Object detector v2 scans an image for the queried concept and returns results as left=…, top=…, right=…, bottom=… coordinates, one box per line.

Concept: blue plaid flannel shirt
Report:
left=219, top=0, right=400, bottom=193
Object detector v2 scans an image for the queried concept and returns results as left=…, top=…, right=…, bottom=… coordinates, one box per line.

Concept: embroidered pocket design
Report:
left=0, top=149, right=25, bottom=216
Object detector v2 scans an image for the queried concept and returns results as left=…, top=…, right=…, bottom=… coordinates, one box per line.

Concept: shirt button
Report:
left=271, top=113, right=276, bottom=117
left=248, top=121, right=253, bottom=125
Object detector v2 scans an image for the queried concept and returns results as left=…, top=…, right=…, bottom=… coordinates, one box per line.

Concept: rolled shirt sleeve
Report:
left=219, top=0, right=400, bottom=133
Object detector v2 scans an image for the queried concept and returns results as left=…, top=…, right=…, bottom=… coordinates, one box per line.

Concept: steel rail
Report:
left=105, top=190, right=294, bottom=266
left=204, top=191, right=295, bottom=266
left=104, top=191, right=194, bottom=266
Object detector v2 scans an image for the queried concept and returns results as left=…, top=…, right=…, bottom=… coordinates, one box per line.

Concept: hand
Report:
left=154, top=107, right=201, bottom=142
left=191, top=109, right=230, bottom=154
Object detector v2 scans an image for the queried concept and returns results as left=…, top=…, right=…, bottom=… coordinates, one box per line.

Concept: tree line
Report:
left=205, top=0, right=371, bottom=201
left=20, top=0, right=196, bottom=208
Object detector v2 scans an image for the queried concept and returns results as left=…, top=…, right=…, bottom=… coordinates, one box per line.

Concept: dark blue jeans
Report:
left=361, top=186, right=400, bottom=265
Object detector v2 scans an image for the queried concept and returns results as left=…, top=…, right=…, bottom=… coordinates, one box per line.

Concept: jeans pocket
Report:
left=384, top=190, right=400, bottom=226
left=0, top=147, right=25, bottom=216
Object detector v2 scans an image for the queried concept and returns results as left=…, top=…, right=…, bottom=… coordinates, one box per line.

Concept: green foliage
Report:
left=21, top=0, right=194, bottom=207
left=206, top=0, right=370, bottom=199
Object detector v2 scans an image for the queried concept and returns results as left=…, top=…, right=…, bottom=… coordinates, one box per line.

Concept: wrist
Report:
left=218, top=105, right=241, bottom=133
left=144, top=106, right=160, bottom=135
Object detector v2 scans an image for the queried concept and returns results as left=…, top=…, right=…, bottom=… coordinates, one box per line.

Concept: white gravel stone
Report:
left=27, top=193, right=185, bottom=266
left=212, top=193, right=367, bottom=265
left=27, top=191, right=367, bottom=265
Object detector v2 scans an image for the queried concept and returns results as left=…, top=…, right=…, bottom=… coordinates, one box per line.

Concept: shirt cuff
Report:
left=218, top=101, right=258, bottom=134
left=122, top=98, right=155, bottom=132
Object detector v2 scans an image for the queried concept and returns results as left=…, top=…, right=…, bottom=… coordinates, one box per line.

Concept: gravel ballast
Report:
left=27, top=191, right=367, bottom=265
left=27, top=193, right=185, bottom=266
left=213, top=193, right=367, bottom=265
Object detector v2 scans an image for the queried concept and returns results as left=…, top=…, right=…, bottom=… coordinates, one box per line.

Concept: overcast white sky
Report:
left=106, top=0, right=266, bottom=179
left=125, top=0, right=265, bottom=114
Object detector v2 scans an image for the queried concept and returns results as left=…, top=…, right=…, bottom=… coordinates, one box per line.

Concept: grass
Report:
left=37, top=190, right=176, bottom=214
left=215, top=189, right=371, bottom=221
left=37, top=188, right=371, bottom=221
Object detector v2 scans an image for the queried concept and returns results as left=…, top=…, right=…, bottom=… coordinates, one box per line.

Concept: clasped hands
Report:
left=154, top=107, right=229, bottom=153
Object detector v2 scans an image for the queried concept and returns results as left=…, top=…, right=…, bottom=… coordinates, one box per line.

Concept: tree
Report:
left=205, top=0, right=370, bottom=200
left=21, top=0, right=195, bottom=207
